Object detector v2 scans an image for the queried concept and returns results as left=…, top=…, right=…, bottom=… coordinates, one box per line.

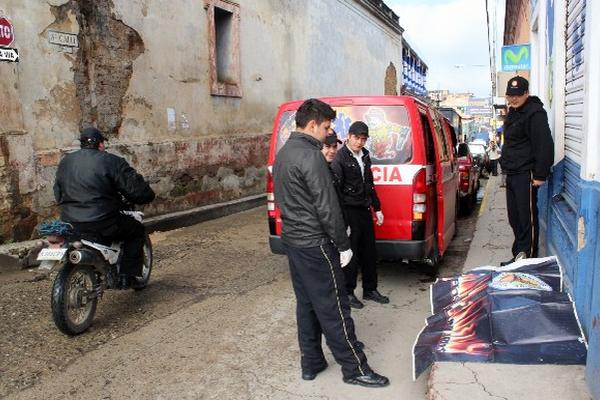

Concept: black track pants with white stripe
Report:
left=506, top=172, right=539, bottom=258
left=285, top=242, right=370, bottom=379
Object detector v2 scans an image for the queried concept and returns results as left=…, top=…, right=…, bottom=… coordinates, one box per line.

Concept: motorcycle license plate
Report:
left=37, top=248, right=67, bottom=261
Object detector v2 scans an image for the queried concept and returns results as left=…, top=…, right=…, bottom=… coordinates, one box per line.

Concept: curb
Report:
left=144, top=194, right=266, bottom=233
left=0, top=194, right=266, bottom=272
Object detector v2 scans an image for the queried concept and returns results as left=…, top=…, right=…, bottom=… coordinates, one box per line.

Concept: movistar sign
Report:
left=502, top=44, right=531, bottom=71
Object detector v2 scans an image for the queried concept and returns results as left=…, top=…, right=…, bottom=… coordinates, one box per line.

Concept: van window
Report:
left=419, top=112, right=436, bottom=164
left=430, top=112, right=450, bottom=162
left=275, top=105, right=412, bottom=164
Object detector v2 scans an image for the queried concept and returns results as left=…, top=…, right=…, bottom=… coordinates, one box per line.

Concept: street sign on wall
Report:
left=0, top=47, right=18, bottom=62
left=0, top=16, right=14, bottom=47
left=501, top=44, right=531, bottom=71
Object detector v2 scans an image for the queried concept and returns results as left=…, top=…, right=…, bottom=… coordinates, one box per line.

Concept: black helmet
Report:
left=79, top=127, right=107, bottom=148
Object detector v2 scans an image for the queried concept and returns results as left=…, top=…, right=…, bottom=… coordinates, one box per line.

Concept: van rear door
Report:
left=425, top=109, right=457, bottom=254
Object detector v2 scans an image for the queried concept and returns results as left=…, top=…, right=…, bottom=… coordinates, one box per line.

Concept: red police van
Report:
left=266, top=96, right=458, bottom=265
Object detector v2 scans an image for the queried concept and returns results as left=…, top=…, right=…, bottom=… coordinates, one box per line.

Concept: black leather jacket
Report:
left=273, top=132, right=350, bottom=251
left=54, top=148, right=155, bottom=223
left=331, top=145, right=381, bottom=211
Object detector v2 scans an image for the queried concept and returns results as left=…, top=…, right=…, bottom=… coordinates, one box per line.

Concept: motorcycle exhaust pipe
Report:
left=69, top=249, right=98, bottom=265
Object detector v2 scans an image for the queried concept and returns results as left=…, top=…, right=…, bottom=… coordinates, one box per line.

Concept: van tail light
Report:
left=412, top=168, right=427, bottom=221
left=266, top=166, right=277, bottom=234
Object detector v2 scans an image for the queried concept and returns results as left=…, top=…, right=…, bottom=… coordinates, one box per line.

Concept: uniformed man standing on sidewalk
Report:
left=273, top=99, right=389, bottom=387
left=500, top=76, right=554, bottom=265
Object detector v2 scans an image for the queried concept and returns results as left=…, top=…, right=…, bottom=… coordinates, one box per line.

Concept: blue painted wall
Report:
left=540, top=158, right=600, bottom=398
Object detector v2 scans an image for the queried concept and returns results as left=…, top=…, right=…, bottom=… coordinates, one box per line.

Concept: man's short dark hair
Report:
left=295, top=98, right=336, bottom=128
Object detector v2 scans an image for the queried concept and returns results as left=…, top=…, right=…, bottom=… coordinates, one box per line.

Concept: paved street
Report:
left=0, top=197, right=480, bottom=399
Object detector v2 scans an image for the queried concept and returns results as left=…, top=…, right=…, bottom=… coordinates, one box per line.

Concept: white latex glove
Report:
left=376, top=211, right=384, bottom=226
left=346, top=226, right=351, bottom=237
left=340, top=249, right=353, bottom=268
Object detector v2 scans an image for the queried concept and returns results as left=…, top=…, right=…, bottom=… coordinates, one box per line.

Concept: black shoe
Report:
left=499, top=258, right=514, bottom=266
left=343, top=371, right=390, bottom=388
left=302, top=362, right=328, bottom=381
left=348, top=293, right=364, bottom=309
left=363, top=290, right=389, bottom=304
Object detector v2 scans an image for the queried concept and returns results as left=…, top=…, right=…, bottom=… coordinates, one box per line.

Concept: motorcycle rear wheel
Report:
left=51, top=263, right=98, bottom=335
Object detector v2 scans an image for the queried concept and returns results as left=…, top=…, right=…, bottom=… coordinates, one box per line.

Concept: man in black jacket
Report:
left=500, top=76, right=554, bottom=265
left=332, top=121, right=389, bottom=308
left=54, top=127, right=155, bottom=288
left=273, top=99, right=388, bottom=387
left=321, top=131, right=349, bottom=230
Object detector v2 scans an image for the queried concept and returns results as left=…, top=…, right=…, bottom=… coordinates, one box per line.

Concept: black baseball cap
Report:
left=505, top=76, right=529, bottom=96
left=324, top=131, right=342, bottom=145
left=80, top=127, right=107, bottom=144
left=348, top=121, right=369, bottom=137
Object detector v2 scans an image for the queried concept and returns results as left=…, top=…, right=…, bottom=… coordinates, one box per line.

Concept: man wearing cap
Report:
left=54, top=127, right=155, bottom=288
left=332, top=121, right=389, bottom=309
left=500, top=76, right=554, bottom=265
left=273, top=99, right=389, bottom=387
left=321, top=130, right=342, bottom=164
left=322, top=130, right=349, bottom=232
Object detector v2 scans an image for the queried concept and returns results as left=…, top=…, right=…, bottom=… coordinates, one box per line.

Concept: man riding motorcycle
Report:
left=53, top=127, right=156, bottom=288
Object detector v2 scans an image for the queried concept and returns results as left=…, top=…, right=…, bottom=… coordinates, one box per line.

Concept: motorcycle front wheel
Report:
left=133, top=234, right=153, bottom=291
left=51, top=263, right=98, bottom=335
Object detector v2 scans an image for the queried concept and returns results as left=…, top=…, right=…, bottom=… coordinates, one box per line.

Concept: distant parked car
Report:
left=456, top=143, right=480, bottom=214
left=468, top=142, right=489, bottom=177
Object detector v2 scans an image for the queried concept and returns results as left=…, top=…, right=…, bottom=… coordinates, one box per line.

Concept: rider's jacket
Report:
left=54, top=148, right=155, bottom=223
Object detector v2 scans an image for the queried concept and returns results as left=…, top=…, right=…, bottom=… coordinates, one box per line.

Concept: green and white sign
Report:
left=502, top=44, right=531, bottom=71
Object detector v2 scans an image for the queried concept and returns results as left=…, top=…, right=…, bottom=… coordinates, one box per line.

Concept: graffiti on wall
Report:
left=275, top=106, right=413, bottom=164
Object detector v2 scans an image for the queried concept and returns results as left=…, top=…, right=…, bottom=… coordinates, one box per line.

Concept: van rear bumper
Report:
left=376, top=237, right=434, bottom=260
left=269, top=235, right=434, bottom=261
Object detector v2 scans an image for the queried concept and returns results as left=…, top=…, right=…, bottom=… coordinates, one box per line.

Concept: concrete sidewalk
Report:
left=427, top=175, right=591, bottom=400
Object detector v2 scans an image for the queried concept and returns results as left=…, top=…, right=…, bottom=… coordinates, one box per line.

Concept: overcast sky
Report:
left=388, top=0, right=505, bottom=98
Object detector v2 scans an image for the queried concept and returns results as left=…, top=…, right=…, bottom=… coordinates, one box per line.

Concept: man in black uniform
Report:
left=54, top=127, right=155, bottom=288
left=500, top=76, right=554, bottom=265
left=273, top=99, right=388, bottom=387
left=332, top=121, right=389, bottom=308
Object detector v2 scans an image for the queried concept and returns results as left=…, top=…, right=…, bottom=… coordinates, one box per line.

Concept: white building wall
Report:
left=582, top=0, right=600, bottom=181
left=0, top=0, right=405, bottom=241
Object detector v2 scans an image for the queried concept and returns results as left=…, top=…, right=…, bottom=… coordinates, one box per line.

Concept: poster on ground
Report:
left=413, top=257, right=587, bottom=380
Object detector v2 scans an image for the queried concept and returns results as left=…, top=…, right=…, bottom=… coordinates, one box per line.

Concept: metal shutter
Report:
left=563, top=0, right=586, bottom=206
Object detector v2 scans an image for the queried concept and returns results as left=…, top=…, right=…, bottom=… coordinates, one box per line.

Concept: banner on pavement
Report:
left=413, top=257, right=587, bottom=380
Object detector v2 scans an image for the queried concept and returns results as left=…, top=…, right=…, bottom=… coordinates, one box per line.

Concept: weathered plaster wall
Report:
left=0, top=0, right=403, bottom=242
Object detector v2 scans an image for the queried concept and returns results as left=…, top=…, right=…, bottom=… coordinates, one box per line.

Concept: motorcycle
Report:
left=34, top=211, right=153, bottom=336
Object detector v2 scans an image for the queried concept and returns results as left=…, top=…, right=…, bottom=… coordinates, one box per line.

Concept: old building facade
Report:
left=0, top=0, right=405, bottom=242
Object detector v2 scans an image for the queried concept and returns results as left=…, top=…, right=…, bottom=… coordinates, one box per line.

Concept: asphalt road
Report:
left=0, top=198, right=480, bottom=399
